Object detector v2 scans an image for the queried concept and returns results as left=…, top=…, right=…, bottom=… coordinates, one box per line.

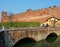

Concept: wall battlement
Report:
left=1, top=6, right=60, bottom=23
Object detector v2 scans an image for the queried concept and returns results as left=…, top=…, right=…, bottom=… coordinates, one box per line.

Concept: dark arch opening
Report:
left=13, top=37, right=36, bottom=47
left=46, top=33, right=58, bottom=43
left=0, top=31, right=5, bottom=47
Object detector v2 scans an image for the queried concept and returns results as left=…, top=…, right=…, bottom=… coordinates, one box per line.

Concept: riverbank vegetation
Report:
left=0, top=22, right=40, bottom=29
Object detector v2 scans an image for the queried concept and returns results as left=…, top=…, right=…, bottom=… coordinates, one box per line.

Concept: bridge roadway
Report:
left=0, top=27, right=60, bottom=47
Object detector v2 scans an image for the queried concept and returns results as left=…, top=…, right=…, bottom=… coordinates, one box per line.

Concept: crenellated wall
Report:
left=1, top=6, right=60, bottom=23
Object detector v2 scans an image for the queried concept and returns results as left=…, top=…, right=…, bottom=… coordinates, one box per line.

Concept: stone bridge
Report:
left=0, top=27, right=60, bottom=47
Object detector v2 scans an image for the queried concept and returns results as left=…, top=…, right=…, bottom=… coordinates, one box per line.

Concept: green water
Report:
left=21, top=37, right=60, bottom=47
left=20, top=37, right=60, bottom=47
left=14, top=36, right=60, bottom=47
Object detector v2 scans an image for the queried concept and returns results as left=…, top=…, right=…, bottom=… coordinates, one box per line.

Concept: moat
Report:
left=14, top=36, right=60, bottom=47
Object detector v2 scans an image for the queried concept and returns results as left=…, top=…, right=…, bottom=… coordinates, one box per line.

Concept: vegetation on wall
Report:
left=0, top=22, right=40, bottom=29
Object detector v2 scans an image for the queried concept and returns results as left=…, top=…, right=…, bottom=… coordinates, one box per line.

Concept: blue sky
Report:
left=0, top=0, right=60, bottom=19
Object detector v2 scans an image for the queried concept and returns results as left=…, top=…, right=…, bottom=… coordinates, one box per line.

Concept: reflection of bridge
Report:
left=0, top=27, right=60, bottom=47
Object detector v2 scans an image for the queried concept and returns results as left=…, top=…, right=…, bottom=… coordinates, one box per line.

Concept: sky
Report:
left=0, top=0, right=60, bottom=20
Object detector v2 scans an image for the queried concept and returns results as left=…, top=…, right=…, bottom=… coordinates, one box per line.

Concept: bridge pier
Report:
left=4, top=31, right=14, bottom=47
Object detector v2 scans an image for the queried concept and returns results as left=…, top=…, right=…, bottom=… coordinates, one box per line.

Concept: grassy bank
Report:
left=0, top=22, right=40, bottom=28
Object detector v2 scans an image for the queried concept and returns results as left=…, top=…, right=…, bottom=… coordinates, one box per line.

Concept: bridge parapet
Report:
left=2, top=27, right=60, bottom=32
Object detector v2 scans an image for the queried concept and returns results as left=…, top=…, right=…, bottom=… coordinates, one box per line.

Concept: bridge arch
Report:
left=13, top=37, right=36, bottom=47
left=46, top=32, right=58, bottom=43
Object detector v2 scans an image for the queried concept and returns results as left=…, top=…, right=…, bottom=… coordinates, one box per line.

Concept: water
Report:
left=14, top=36, right=60, bottom=47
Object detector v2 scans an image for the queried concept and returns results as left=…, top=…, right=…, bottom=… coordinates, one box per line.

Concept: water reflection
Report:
left=13, top=37, right=36, bottom=47
left=46, top=33, right=58, bottom=43
left=14, top=36, right=60, bottom=47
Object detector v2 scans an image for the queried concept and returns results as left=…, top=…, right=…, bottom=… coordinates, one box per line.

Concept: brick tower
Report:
left=1, top=11, right=9, bottom=23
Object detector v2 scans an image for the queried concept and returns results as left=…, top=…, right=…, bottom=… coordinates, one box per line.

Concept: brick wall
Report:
left=1, top=6, right=60, bottom=23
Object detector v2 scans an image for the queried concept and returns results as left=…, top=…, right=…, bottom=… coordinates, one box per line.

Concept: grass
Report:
left=0, top=23, right=2, bottom=29
left=13, top=22, right=40, bottom=27
left=0, top=22, right=40, bottom=29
